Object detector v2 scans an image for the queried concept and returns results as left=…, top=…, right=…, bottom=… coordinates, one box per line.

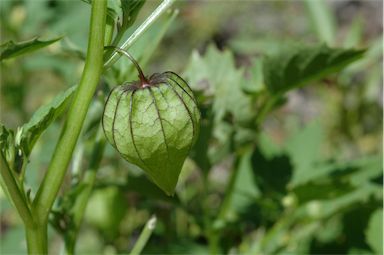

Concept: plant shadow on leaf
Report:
left=292, top=176, right=356, bottom=205
left=250, top=148, right=293, bottom=196
left=231, top=148, right=294, bottom=226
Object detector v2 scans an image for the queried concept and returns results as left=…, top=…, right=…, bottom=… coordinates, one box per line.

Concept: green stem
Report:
left=28, top=0, right=107, bottom=250
left=33, top=0, right=107, bottom=223
left=104, top=46, right=149, bottom=84
left=255, top=94, right=280, bottom=126
left=130, top=215, right=157, bottom=255
left=25, top=2, right=107, bottom=254
left=26, top=224, right=47, bottom=254
left=104, top=0, right=175, bottom=68
left=0, top=151, right=34, bottom=227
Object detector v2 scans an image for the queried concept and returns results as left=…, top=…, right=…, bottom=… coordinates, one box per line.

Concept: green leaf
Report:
left=120, top=0, right=146, bottom=31
left=302, top=184, right=381, bottom=220
left=366, top=209, right=383, bottom=254
left=184, top=44, right=253, bottom=123
left=263, top=44, right=365, bottom=94
left=227, top=150, right=260, bottom=216
left=0, top=37, right=62, bottom=61
left=284, top=120, right=324, bottom=186
left=292, top=179, right=355, bottom=205
left=183, top=45, right=260, bottom=164
left=292, top=155, right=381, bottom=190
left=19, top=86, right=76, bottom=156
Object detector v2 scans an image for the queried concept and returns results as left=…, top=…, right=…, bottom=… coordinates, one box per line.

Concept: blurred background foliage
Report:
left=0, top=0, right=382, bottom=254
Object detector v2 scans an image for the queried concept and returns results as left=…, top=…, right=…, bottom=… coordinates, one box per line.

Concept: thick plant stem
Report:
left=33, top=0, right=106, bottom=222
left=26, top=225, right=47, bottom=254
left=28, top=0, right=107, bottom=253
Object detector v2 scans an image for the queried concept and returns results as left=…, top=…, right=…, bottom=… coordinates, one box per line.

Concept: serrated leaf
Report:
left=19, top=86, right=76, bottom=156
left=263, top=44, right=365, bottom=94
left=184, top=44, right=253, bottom=123
left=0, top=37, right=62, bottom=61
left=184, top=45, right=255, bottom=164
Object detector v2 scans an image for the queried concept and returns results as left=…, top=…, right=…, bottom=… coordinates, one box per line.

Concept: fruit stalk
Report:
left=104, top=46, right=149, bottom=86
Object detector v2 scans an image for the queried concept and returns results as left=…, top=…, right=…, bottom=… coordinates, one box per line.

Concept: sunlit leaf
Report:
left=263, top=44, right=365, bottom=94
left=184, top=44, right=253, bottom=123
left=227, top=150, right=260, bottom=217
left=284, top=121, right=324, bottom=186
left=19, top=86, right=76, bottom=156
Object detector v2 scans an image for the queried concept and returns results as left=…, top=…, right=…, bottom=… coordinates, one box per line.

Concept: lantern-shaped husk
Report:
left=102, top=71, right=200, bottom=195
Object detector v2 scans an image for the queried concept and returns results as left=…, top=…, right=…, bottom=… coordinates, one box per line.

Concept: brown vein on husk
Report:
left=148, top=88, right=170, bottom=185
left=129, top=90, right=153, bottom=174
left=164, top=83, right=195, bottom=150
left=111, top=89, right=128, bottom=150
left=164, top=71, right=196, bottom=103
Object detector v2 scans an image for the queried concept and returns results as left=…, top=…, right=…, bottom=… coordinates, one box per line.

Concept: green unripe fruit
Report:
left=102, top=47, right=200, bottom=195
